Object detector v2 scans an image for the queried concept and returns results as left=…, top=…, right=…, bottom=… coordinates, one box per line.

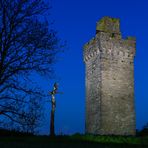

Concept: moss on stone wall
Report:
left=96, top=16, right=120, bottom=34
left=127, top=36, right=136, bottom=41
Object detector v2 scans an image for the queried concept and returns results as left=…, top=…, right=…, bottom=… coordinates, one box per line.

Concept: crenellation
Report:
left=84, top=37, right=96, bottom=50
left=84, top=30, right=135, bottom=63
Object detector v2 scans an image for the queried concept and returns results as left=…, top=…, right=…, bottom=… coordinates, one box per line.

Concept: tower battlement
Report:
left=84, top=17, right=136, bottom=136
left=84, top=17, right=136, bottom=62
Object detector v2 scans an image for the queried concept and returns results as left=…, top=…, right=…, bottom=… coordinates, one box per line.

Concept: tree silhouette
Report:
left=0, top=0, right=62, bottom=130
left=138, top=122, right=148, bottom=136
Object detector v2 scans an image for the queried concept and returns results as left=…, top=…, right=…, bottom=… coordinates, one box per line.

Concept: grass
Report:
left=0, top=134, right=148, bottom=148
left=70, top=134, right=148, bottom=145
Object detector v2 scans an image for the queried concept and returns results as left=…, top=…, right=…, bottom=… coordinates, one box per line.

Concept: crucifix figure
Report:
left=49, top=82, right=61, bottom=136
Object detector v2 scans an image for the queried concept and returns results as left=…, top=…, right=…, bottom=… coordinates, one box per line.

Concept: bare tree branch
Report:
left=0, top=0, right=63, bottom=132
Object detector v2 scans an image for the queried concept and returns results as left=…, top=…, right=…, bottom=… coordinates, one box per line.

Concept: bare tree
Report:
left=0, top=0, right=62, bottom=130
left=17, top=96, right=43, bottom=134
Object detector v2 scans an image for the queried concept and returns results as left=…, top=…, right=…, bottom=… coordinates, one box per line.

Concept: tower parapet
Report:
left=84, top=17, right=136, bottom=63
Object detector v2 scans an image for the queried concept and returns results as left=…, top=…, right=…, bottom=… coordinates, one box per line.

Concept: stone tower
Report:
left=83, top=17, right=136, bottom=135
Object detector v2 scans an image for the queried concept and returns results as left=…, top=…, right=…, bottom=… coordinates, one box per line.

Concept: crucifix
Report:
left=49, top=82, right=62, bottom=136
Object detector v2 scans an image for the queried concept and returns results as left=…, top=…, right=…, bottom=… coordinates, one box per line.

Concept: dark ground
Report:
left=0, top=136, right=148, bottom=148
left=0, top=129, right=148, bottom=148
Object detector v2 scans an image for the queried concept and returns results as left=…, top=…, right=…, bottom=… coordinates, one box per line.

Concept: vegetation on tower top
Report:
left=96, top=16, right=120, bottom=34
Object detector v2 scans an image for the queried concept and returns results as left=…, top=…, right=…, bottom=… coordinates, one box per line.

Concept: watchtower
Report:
left=83, top=17, right=136, bottom=135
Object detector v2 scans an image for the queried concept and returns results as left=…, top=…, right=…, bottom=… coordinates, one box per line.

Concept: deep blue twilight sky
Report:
left=39, top=0, right=148, bottom=135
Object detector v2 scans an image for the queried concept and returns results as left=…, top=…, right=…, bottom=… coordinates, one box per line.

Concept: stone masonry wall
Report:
left=99, top=32, right=136, bottom=135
